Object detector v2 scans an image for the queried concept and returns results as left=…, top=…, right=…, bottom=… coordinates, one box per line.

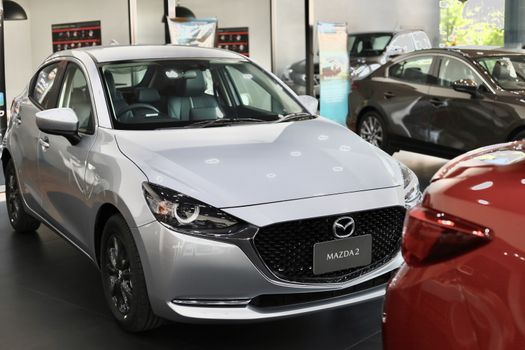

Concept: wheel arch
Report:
left=356, top=105, right=390, bottom=130
left=94, top=203, right=122, bottom=266
left=2, top=147, right=12, bottom=172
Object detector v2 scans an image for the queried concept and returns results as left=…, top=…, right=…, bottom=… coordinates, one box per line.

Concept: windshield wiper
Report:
left=276, top=112, right=316, bottom=123
left=185, top=118, right=266, bottom=128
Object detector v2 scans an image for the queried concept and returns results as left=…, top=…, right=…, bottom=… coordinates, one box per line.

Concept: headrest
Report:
left=183, top=70, right=207, bottom=96
left=136, top=87, right=161, bottom=103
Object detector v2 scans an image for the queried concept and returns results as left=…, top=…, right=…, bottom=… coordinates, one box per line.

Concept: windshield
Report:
left=101, top=59, right=307, bottom=130
left=348, top=33, right=393, bottom=57
left=477, top=56, right=525, bottom=91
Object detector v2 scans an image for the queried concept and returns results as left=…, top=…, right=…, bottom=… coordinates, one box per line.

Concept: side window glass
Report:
left=412, top=32, right=431, bottom=50
left=438, top=58, right=483, bottom=87
left=389, top=56, right=434, bottom=84
left=58, top=64, right=94, bottom=133
left=31, top=63, right=61, bottom=109
left=389, top=34, right=415, bottom=53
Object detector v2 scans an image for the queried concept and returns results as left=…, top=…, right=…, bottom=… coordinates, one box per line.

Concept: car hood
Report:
left=114, top=118, right=402, bottom=208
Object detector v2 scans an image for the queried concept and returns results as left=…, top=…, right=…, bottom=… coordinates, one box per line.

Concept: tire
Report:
left=358, top=111, right=395, bottom=155
left=511, top=130, right=525, bottom=141
left=100, top=214, right=162, bottom=332
left=5, top=160, right=40, bottom=233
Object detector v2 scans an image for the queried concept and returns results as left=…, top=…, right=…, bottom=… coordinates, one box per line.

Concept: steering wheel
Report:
left=117, top=103, right=160, bottom=119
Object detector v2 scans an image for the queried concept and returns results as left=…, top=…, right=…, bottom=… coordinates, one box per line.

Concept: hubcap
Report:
left=104, top=235, right=133, bottom=317
left=359, top=116, right=384, bottom=147
left=7, top=173, right=21, bottom=223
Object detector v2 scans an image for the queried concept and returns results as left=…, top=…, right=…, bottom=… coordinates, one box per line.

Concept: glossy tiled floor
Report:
left=0, top=152, right=447, bottom=350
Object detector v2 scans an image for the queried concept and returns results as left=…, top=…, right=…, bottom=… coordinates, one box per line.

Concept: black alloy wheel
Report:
left=5, top=160, right=40, bottom=233
left=100, top=215, right=162, bottom=332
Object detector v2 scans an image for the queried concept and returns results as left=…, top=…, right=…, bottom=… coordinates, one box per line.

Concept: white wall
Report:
left=135, top=0, right=165, bottom=44
left=29, top=0, right=130, bottom=69
left=179, top=0, right=273, bottom=70
left=4, top=0, right=33, bottom=109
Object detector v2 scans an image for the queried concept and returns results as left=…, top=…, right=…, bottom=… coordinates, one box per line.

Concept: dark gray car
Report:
left=348, top=48, right=525, bottom=158
left=282, top=30, right=431, bottom=96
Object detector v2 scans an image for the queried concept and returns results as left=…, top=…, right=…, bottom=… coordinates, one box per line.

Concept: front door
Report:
left=383, top=55, right=437, bottom=144
left=37, top=62, right=97, bottom=251
left=427, top=56, right=499, bottom=153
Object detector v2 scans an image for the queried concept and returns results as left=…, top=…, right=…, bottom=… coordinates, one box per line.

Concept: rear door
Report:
left=37, top=61, right=97, bottom=250
left=427, top=56, right=500, bottom=153
left=12, top=61, right=66, bottom=215
left=380, top=54, right=437, bottom=144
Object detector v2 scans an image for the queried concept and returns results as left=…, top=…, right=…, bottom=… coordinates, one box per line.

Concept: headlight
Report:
left=398, top=161, right=421, bottom=208
left=143, top=183, right=242, bottom=235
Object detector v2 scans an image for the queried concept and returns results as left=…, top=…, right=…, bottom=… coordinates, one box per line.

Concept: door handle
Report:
left=384, top=91, right=396, bottom=99
left=430, top=98, right=445, bottom=107
left=39, top=136, right=50, bottom=151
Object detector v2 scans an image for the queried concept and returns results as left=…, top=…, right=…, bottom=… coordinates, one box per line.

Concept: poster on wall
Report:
left=52, top=20, right=102, bottom=52
left=217, top=27, right=249, bottom=56
left=167, top=17, right=217, bottom=48
left=317, top=22, right=349, bottom=125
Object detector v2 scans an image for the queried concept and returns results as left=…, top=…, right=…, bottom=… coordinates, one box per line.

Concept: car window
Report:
left=225, top=65, right=273, bottom=112
left=389, top=56, right=434, bottom=84
left=349, top=33, right=393, bottom=57
left=109, top=65, right=148, bottom=88
left=389, top=34, right=416, bottom=53
left=58, top=63, right=94, bottom=133
left=477, top=56, right=525, bottom=91
left=31, top=63, right=62, bottom=109
left=437, top=57, right=483, bottom=87
left=412, top=32, right=431, bottom=50
left=101, top=60, right=306, bottom=130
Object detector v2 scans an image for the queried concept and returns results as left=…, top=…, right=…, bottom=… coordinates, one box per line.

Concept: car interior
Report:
left=102, top=62, right=298, bottom=128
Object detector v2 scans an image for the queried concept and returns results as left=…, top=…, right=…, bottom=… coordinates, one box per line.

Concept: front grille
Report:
left=253, top=206, right=406, bottom=283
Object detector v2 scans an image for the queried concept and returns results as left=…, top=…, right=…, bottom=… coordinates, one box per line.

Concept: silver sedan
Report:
left=2, top=45, right=420, bottom=332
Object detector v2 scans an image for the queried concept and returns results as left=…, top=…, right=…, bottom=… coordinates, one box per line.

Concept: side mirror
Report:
left=297, top=95, right=319, bottom=115
left=452, top=79, right=480, bottom=98
left=36, top=108, right=80, bottom=144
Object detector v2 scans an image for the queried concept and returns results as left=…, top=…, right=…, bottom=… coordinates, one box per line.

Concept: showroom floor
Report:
left=0, top=152, right=447, bottom=350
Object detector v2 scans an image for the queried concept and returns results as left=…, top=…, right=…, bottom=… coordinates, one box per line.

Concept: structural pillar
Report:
left=505, top=0, right=525, bottom=48
left=305, top=0, right=314, bottom=96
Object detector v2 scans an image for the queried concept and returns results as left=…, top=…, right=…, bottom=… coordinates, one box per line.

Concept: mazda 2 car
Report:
left=383, top=141, right=525, bottom=349
left=3, top=45, right=420, bottom=332
left=349, top=49, right=525, bottom=158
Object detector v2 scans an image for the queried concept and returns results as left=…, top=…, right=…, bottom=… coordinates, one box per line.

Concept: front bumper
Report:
left=133, top=187, right=405, bottom=322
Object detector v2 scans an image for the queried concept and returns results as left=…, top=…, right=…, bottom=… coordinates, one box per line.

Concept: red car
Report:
left=383, top=141, right=525, bottom=350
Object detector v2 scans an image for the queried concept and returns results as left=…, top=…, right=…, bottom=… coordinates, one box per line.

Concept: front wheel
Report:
left=5, top=160, right=40, bottom=233
left=358, top=112, right=395, bottom=154
left=100, top=215, right=162, bottom=332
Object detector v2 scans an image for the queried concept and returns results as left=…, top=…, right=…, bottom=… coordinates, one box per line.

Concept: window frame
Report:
left=387, top=54, right=437, bottom=85
left=434, top=55, right=495, bottom=93
left=29, top=60, right=67, bottom=110
left=57, top=62, right=97, bottom=135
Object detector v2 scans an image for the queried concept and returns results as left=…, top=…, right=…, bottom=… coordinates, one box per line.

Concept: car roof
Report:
left=405, top=48, right=525, bottom=59
left=348, top=29, right=425, bottom=36
left=49, top=45, right=245, bottom=63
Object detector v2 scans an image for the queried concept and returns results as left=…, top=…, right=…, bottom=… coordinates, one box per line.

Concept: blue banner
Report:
left=317, top=22, right=349, bottom=125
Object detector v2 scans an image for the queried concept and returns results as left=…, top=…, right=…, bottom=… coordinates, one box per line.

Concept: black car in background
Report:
left=282, top=30, right=431, bottom=97
left=348, top=49, right=525, bottom=158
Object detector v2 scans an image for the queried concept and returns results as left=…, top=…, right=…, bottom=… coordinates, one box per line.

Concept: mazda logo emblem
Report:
left=333, top=217, right=356, bottom=238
